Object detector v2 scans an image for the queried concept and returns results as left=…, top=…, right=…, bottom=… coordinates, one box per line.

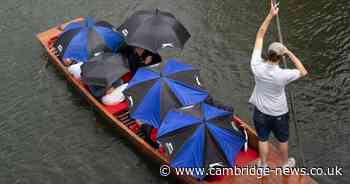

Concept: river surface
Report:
left=0, top=0, right=349, bottom=183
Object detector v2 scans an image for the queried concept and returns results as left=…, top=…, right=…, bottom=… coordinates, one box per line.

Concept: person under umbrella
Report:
left=119, top=45, right=162, bottom=78
left=81, top=53, right=129, bottom=103
left=157, top=103, right=245, bottom=180
left=53, top=17, right=124, bottom=66
left=123, top=58, right=208, bottom=129
left=118, top=9, right=191, bottom=53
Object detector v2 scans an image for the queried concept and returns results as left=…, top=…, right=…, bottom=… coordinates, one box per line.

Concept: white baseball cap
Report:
left=268, top=42, right=285, bottom=56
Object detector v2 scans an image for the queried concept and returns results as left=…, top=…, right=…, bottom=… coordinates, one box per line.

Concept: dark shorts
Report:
left=253, top=107, right=289, bottom=142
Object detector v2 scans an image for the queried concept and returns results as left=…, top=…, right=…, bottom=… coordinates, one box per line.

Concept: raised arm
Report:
left=284, top=48, right=308, bottom=77
left=254, top=0, right=279, bottom=50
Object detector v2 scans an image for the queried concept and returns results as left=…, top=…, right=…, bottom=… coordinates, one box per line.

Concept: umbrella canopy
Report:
left=118, top=9, right=191, bottom=53
left=123, top=58, right=208, bottom=128
left=81, top=53, right=129, bottom=88
left=53, top=17, right=124, bottom=63
left=157, top=103, right=245, bottom=179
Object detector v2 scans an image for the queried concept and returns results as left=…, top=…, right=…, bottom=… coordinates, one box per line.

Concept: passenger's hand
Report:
left=269, top=0, right=279, bottom=17
left=144, top=56, right=152, bottom=65
left=106, top=87, right=115, bottom=95
left=63, top=59, right=73, bottom=66
left=58, top=24, right=64, bottom=31
left=49, top=47, right=57, bottom=55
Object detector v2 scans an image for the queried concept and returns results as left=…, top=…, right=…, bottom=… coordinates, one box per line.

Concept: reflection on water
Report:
left=0, top=0, right=349, bottom=183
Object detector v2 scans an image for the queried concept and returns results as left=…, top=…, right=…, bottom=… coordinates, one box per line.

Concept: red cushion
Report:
left=206, top=175, right=225, bottom=182
left=48, top=36, right=59, bottom=46
left=129, top=123, right=141, bottom=133
left=150, top=128, right=158, bottom=142
left=121, top=72, right=133, bottom=82
left=83, top=83, right=90, bottom=91
left=205, top=148, right=258, bottom=182
left=104, top=100, right=129, bottom=114
left=235, top=148, right=259, bottom=166
left=158, top=146, right=166, bottom=156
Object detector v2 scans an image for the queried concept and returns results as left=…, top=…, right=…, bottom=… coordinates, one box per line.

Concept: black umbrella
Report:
left=118, top=9, right=191, bottom=53
left=81, top=53, right=129, bottom=88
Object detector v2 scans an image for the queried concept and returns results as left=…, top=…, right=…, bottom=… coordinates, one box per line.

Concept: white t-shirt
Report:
left=102, top=83, right=128, bottom=105
left=67, top=62, right=83, bottom=80
left=249, top=49, right=300, bottom=116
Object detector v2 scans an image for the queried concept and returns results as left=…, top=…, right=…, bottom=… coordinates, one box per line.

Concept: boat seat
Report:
left=104, top=100, right=129, bottom=115
left=235, top=148, right=259, bottom=166
left=48, top=36, right=58, bottom=47
left=150, top=128, right=158, bottom=143
left=205, top=148, right=259, bottom=182
left=206, top=175, right=225, bottom=182
left=124, top=119, right=136, bottom=127
left=158, top=146, right=166, bottom=156
left=129, top=123, right=141, bottom=134
left=121, top=72, right=132, bottom=83
left=124, top=120, right=145, bottom=138
left=76, top=78, right=129, bottom=115
left=114, top=111, right=145, bottom=138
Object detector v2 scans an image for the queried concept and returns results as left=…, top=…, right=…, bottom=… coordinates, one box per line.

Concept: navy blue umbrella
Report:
left=123, top=59, right=208, bottom=128
left=157, top=103, right=245, bottom=179
left=53, top=17, right=124, bottom=63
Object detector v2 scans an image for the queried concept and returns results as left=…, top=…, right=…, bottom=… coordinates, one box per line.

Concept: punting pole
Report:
left=272, top=0, right=306, bottom=167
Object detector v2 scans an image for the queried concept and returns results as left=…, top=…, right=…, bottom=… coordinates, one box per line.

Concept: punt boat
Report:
left=36, top=18, right=318, bottom=184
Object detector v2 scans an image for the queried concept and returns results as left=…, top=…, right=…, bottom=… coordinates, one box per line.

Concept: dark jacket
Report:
left=120, top=45, right=162, bottom=77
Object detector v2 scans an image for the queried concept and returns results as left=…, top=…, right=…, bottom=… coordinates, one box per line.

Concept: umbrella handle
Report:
left=232, top=116, right=248, bottom=152
left=195, top=76, right=202, bottom=86
left=127, top=96, right=134, bottom=107
left=243, top=128, right=248, bottom=152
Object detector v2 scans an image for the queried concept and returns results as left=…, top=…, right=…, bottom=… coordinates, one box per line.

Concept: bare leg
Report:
left=259, top=141, right=269, bottom=165
left=278, top=141, right=289, bottom=164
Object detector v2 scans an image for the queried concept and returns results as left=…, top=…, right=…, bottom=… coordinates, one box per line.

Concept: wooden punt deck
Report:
left=36, top=18, right=318, bottom=184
